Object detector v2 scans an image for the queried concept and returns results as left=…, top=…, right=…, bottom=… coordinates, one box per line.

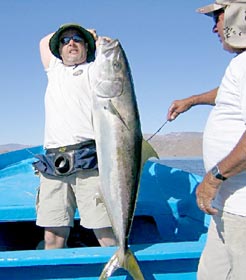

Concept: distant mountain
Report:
left=0, top=144, right=33, bottom=154
left=0, top=132, right=203, bottom=157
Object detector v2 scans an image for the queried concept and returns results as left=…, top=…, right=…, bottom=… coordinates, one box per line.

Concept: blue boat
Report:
left=0, top=146, right=209, bottom=279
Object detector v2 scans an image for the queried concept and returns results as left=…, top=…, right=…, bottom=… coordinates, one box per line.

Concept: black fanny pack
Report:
left=32, top=140, right=98, bottom=176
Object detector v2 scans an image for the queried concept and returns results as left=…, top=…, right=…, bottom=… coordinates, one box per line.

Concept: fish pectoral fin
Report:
left=108, top=100, right=129, bottom=130
left=99, top=248, right=144, bottom=280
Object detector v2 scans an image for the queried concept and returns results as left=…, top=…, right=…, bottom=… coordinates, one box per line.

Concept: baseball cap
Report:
left=196, top=3, right=226, bottom=16
left=197, top=1, right=246, bottom=48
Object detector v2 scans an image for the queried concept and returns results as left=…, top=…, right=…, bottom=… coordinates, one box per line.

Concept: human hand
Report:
left=87, top=29, right=98, bottom=41
left=87, top=29, right=112, bottom=48
left=196, top=173, right=221, bottom=215
left=167, top=98, right=194, bottom=121
left=96, top=36, right=112, bottom=47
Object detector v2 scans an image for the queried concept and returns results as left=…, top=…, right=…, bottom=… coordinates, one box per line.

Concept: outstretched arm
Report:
left=167, top=87, right=218, bottom=121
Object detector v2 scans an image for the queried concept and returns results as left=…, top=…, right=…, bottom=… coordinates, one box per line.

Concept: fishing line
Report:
left=146, top=120, right=169, bottom=141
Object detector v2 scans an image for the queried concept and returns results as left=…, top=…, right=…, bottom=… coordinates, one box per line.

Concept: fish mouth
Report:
left=98, top=38, right=120, bottom=50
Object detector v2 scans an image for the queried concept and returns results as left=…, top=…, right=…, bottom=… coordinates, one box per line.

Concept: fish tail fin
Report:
left=99, top=250, right=120, bottom=279
left=123, top=248, right=145, bottom=279
left=99, top=248, right=144, bottom=280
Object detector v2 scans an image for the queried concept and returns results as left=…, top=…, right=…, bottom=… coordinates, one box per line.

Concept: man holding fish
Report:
left=34, top=22, right=149, bottom=279
left=36, top=24, right=117, bottom=249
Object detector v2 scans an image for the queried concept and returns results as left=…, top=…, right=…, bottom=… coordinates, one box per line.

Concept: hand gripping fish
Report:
left=90, top=38, right=145, bottom=279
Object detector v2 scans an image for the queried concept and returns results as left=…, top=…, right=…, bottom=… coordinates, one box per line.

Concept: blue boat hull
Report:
left=0, top=146, right=209, bottom=279
left=0, top=242, right=203, bottom=279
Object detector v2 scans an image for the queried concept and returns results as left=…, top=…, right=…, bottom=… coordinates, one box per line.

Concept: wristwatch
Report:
left=211, top=165, right=227, bottom=181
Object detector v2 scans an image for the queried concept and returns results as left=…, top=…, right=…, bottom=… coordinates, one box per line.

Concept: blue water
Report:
left=159, top=157, right=205, bottom=177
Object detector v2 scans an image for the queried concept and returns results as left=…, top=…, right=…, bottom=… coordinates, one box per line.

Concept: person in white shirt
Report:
left=36, top=23, right=117, bottom=249
left=168, top=1, right=246, bottom=279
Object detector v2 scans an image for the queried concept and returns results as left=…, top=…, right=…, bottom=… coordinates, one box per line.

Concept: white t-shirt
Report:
left=44, top=58, right=95, bottom=148
left=203, top=51, right=246, bottom=216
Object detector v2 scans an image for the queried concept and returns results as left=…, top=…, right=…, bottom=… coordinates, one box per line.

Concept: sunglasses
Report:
left=60, top=35, right=84, bottom=45
left=213, top=10, right=224, bottom=25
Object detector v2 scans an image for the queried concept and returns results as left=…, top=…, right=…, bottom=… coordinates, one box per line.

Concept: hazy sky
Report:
left=0, top=0, right=233, bottom=145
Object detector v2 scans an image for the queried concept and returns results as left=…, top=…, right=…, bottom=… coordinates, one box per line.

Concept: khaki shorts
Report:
left=198, top=210, right=246, bottom=280
left=36, top=169, right=112, bottom=229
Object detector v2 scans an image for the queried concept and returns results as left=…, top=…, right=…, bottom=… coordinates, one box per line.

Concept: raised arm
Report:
left=167, top=87, right=218, bottom=121
left=39, top=33, right=55, bottom=69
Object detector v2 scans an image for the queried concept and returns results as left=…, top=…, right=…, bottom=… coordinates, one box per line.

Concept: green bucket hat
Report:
left=49, top=23, right=96, bottom=62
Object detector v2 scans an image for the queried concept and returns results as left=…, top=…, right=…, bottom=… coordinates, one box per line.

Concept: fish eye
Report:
left=113, top=61, right=122, bottom=71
